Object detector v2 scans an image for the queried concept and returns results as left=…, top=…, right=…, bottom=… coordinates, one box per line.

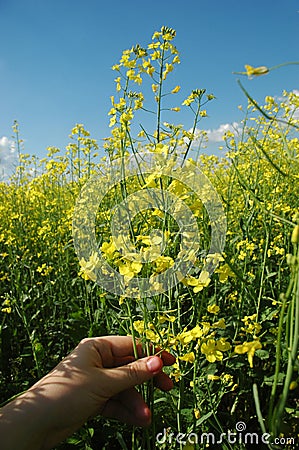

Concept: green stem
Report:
left=177, top=366, right=183, bottom=450
left=268, top=61, right=299, bottom=71
left=268, top=291, right=289, bottom=424
left=270, top=245, right=299, bottom=436
left=182, top=92, right=205, bottom=164
left=156, top=41, right=166, bottom=143
left=15, top=301, right=42, bottom=378
left=253, top=384, right=267, bottom=434
left=237, top=80, right=299, bottom=131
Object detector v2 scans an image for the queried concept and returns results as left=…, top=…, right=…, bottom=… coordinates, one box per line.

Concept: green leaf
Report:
left=255, top=349, right=269, bottom=360
left=195, top=410, right=214, bottom=426
left=116, top=432, right=129, bottom=450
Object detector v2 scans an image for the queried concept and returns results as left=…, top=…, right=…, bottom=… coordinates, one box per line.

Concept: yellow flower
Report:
left=142, top=171, right=160, bottom=188
left=172, top=55, right=180, bottom=64
left=178, top=329, right=194, bottom=344
left=245, top=64, right=269, bottom=78
left=152, top=31, right=160, bottom=40
left=168, top=179, right=188, bottom=198
left=213, top=318, right=226, bottom=329
left=158, top=314, right=176, bottom=323
left=114, top=77, right=121, bottom=92
left=151, top=50, right=161, bottom=60
left=126, top=69, right=135, bottom=79
left=119, top=260, right=143, bottom=281
left=109, top=116, right=116, bottom=127
left=216, top=338, right=231, bottom=352
left=162, top=31, right=175, bottom=41
left=108, top=107, right=116, bottom=116
left=194, top=408, right=200, bottom=419
left=241, top=314, right=262, bottom=335
left=145, top=329, right=159, bottom=342
left=215, top=264, right=235, bottom=283
left=182, top=92, right=196, bottom=106
left=207, top=304, right=220, bottom=315
left=154, top=255, right=174, bottom=273
left=162, top=62, right=173, bottom=80
left=133, top=320, right=145, bottom=334
left=190, top=324, right=205, bottom=339
left=171, top=85, right=181, bottom=94
left=234, top=339, right=262, bottom=368
left=78, top=251, right=100, bottom=282
left=37, top=263, right=53, bottom=276
left=170, top=362, right=182, bottom=382
left=101, top=239, right=117, bottom=258
left=221, top=373, right=234, bottom=386
left=289, top=381, right=298, bottom=391
left=134, top=98, right=143, bottom=109
left=134, top=73, right=143, bottom=85
left=179, top=352, right=195, bottom=363
left=201, top=322, right=211, bottom=335
left=120, top=109, right=133, bottom=125
left=142, top=58, right=151, bottom=69
left=185, top=271, right=210, bottom=293
left=146, top=65, right=155, bottom=76
left=148, top=42, right=160, bottom=50
left=154, top=143, right=169, bottom=154
left=207, top=374, right=220, bottom=381
left=201, top=339, right=223, bottom=363
left=1, top=299, right=12, bottom=314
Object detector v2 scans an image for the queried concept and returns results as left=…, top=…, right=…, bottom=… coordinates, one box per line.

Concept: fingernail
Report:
left=146, top=356, right=161, bottom=373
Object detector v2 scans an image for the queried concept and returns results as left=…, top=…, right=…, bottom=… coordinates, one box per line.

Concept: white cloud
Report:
left=205, top=122, right=241, bottom=143
left=0, top=136, right=17, bottom=180
left=184, top=122, right=242, bottom=157
left=190, top=89, right=299, bottom=154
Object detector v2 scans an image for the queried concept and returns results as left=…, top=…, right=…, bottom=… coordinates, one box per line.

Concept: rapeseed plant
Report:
left=0, top=27, right=298, bottom=450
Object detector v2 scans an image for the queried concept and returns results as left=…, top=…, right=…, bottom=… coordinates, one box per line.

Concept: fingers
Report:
left=102, top=388, right=151, bottom=427
left=93, top=336, right=144, bottom=360
left=91, top=335, right=175, bottom=368
left=112, top=349, right=175, bottom=370
left=159, top=350, right=176, bottom=367
left=83, top=336, right=176, bottom=396
left=154, top=371, right=174, bottom=391
left=102, top=355, right=163, bottom=398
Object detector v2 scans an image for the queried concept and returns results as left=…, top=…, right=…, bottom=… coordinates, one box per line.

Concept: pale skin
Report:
left=0, top=336, right=175, bottom=450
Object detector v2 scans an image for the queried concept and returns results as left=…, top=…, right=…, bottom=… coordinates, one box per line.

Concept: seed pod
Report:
left=291, top=225, right=299, bottom=244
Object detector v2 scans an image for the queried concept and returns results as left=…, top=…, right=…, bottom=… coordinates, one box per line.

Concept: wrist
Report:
left=0, top=388, right=50, bottom=450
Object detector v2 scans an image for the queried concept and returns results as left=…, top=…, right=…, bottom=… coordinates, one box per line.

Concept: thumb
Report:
left=107, top=355, right=163, bottom=395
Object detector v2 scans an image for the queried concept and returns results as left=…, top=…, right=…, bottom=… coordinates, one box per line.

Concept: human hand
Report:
left=0, top=336, right=175, bottom=450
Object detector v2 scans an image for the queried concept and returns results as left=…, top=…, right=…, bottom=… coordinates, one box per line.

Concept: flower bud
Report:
left=289, top=381, right=298, bottom=391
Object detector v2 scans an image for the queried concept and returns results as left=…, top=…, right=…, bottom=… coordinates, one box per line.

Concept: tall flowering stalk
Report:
left=100, top=26, right=217, bottom=447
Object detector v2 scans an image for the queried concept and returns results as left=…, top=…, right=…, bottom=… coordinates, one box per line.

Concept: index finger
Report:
left=93, top=335, right=175, bottom=367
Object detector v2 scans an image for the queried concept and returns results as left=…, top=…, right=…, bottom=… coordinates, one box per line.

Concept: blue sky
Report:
left=0, top=0, right=298, bottom=174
